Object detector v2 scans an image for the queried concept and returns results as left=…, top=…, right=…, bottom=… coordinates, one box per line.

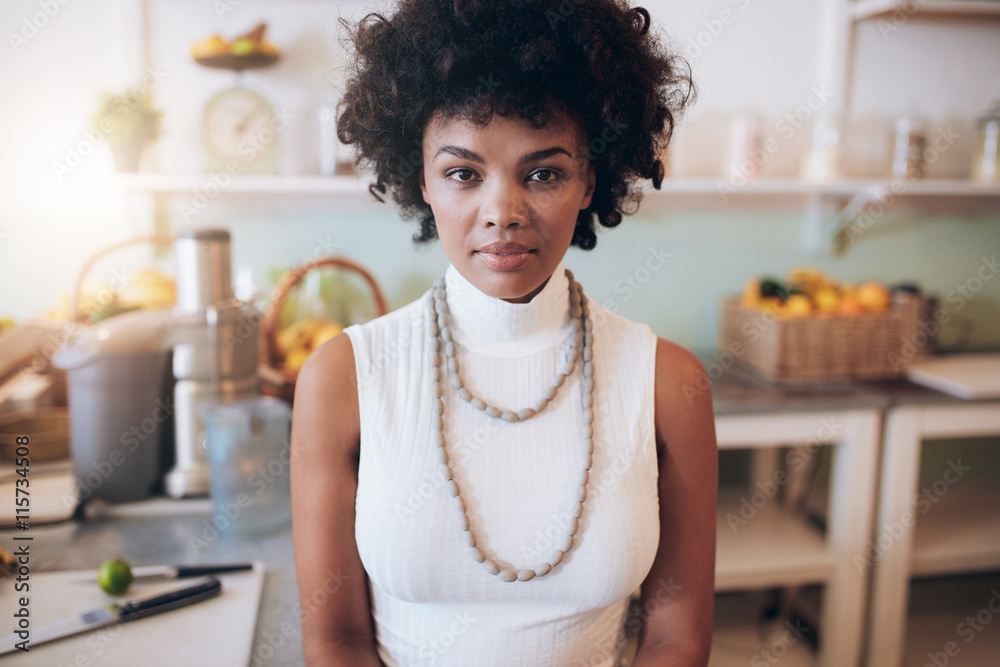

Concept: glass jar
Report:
left=889, top=114, right=928, bottom=180
left=970, top=101, right=1000, bottom=183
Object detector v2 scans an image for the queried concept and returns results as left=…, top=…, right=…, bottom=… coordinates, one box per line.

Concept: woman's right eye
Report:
left=446, top=168, right=477, bottom=182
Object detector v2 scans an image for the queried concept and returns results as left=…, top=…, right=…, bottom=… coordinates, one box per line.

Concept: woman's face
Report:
left=419, top=108, right=596, bottom=304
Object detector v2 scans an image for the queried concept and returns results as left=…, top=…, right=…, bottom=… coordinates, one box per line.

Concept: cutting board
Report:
left=906, top=353, right=1000, bottom=399
left=0, top=562, right=265, bottom=666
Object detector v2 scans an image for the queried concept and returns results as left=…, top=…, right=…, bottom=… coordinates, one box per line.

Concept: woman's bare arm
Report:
left=631, top=338, right=718, bottom=667
left=291, top=332, right=383, bottom=666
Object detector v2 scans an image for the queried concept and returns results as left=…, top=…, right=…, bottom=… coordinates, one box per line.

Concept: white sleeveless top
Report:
left=343, top=257, right=660, bottom=667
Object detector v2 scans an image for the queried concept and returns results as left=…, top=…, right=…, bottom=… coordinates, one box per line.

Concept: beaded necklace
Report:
left=427, top=268, right=595, bottom=582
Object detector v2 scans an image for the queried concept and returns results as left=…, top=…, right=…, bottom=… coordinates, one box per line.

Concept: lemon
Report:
left=814, top=288, right=840, bottom=314
left=97, top=558, right=133, bottom=596
left=784, top=294, right=812, bottom=317
left=284, top=346, right=311, bottom=372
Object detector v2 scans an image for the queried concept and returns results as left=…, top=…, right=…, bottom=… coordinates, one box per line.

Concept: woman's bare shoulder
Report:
left=652, top=337, right=715, bottom=456
left=292, top=332, right=361, bottom=460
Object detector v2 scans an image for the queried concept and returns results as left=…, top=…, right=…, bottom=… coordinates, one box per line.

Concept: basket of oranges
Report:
left=258, top=256, right=389, bottom=403
left=718, top=267, right=922, bottom=383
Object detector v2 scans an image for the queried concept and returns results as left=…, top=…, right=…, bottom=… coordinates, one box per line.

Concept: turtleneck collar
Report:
left=441, top=258, right=575, bottom=358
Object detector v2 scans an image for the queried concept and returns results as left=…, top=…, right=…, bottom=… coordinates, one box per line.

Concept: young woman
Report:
left=291, top=1, right=716, bottom=665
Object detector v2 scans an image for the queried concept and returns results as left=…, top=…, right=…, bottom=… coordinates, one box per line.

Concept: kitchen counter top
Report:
left=10, top=505, right=304, bottom=667
left=701, top=357, right=984, bottom=415
left=5, top=369, right=991, bottom=666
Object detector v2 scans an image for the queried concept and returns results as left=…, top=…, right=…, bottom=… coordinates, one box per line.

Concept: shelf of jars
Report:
left=114, top=172, right=1000, bottom=200
left=850, top=0, right=1000, bottom=22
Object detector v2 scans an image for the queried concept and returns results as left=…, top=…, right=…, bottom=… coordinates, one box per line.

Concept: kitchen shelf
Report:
left=901, top=573, right=1000, bottom=667
left=850, top=0, right=1000, bottom=21
left=114, top=173, right=1000, bottom=200
left=715, top=487, right=833, bottom=591
left=910, top=481, right=1000, bottom=577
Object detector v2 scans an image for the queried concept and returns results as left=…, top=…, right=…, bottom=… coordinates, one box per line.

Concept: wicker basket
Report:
left=717, top=292, right=922, bottom=384
left=258, top=256, right=389, bottom=403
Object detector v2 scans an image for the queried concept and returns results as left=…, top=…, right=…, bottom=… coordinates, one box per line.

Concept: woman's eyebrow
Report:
left=432, top=145, right=575, bottom=165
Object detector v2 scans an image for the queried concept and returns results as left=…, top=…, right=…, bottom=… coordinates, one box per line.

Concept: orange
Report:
left=857, top=282, right=891, bottom=311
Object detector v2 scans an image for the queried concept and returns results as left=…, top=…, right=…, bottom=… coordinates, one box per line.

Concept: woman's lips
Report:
left=476, top=251, right=534, bottom=271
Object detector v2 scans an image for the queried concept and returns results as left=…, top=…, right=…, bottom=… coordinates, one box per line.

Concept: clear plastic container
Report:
left=198, top=396, right=292, bottom=536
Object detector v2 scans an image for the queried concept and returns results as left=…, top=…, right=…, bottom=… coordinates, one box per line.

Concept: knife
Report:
left=75, top=562, right=254, bottom=583
left=0, top=576, right=222, bottom=655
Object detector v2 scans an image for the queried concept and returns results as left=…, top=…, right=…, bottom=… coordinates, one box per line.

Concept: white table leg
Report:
left=866, top=407, right=923, bottom=667
left=819, top=410, right=881, bottom=667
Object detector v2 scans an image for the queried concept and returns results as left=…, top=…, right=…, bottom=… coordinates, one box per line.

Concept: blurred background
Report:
left=0, top=1, right=998, bottom=666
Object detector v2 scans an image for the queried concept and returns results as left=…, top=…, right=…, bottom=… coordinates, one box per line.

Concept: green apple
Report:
left=231, top=38, right=257, bottom=56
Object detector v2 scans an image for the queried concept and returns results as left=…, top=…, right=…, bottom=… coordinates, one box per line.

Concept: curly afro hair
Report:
left=335, top=0, right=694, bottom=250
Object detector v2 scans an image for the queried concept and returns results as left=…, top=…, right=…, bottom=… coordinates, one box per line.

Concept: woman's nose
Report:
left=480, top=178, right=528, bottom=228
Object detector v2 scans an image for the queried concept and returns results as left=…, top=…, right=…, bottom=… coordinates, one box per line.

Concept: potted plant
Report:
left=90, top=90, right=163, bottom=172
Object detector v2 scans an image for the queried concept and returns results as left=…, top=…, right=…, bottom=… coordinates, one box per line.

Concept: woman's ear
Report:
left=420, top=166, right=428, bottom=204
left=580, top=160, right=596, bottom=210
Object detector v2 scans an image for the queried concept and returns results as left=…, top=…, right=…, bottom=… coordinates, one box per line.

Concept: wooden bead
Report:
left=455, top=496, right=465, bottom=513
left=583, top=394, right=592, bottom=408
left=583, top=424, right=594, bottom=439
left=582, top=407, right=593, bottom=424
left=583, top=453, right=593, bottom=470
left=457, top=387, right=472, bottom=402
left=517, top=569, right=536, bottom=582
left=577, top=485, right=587, bottom=503
left=485, top=406, right=501, bottom=419
left=544, top=385, right=558, bottom=401
left=571, top=501, right=583, bottom=518
left=464, top=529, right=476, bottom=548
left=433, top=354, right=442, bottom=367
left=535, top=563, right=552, bottom=577
left=441, top=327, right=452, bottom=342
left=517, top=408, right=536, bottom=421
left=553, top=373, right=566, bottom=388
left=448, top=480, right=459, bottom=497
left=500, top=410, right=518, bottom=422
left=550, top=550, right=565, bottom=567
left=433, top=383, right=443, bottom=398
left=450, top=374, right=463, bottom=389
left=445, top=341, right=456, bottom=357
left=579, top=470, right=589, bottom=488
left=443, top=464, right=454, bottom=481
left=559, top=535, right=574, bottom=552
left=498, top=569, right=517, bottom=582
left=471, top=547, right=486, bottom=563
left=447, top=358, right=458, bottom=373
left=459, top=512, right=468, bottom=530
left=433, top=399, right=444, bottom=416
left=533, top=398, right=549, bottom=413
left=483, top=559, right=500, bottom=575
left=471, top=397, right=487, bottom=411
left=583, top=360, right=593, bottom=378
left=567, top=517, right=579, bottom=535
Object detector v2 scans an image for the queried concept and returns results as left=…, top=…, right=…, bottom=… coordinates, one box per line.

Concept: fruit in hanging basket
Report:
left=191, top=34, right=229, bottom=59
left=275, top=317, right=344, bottom=373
